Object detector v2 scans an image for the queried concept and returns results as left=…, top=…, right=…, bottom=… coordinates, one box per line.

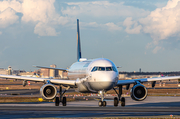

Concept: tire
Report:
left=98, top=101, right=103, bottom=107
left=103, top=101, right=106, bottom=107
left=55, top=97, right=59, bottom=106
left=121, top=97, right=125, bottom=107
left=62, top=97, right=66, bottom=106
left=114, top=97, right=118, bottom=107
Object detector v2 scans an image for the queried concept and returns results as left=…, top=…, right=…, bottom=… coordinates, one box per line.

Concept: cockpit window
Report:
left=91, top=66, right=117, bottom=72
left=98, top=67, right=105, bottom=71
left=112, top=66, right=117, bottom=72
left=106, top=67, right=112, bottom=71
left=91, top=67, right=98, bottom=72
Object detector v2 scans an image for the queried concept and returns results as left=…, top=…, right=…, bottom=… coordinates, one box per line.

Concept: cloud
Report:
left=0, top=0, right=22, bottom=28
left=62, top=1, right=150, bottom=18
left=122, top=0, right=180, bottom=53
left=0, top=0, right=22, bottom=12
left=123, top=17, right=142, bottom=34
left=34, top=22, right=58, bottom=36
left=155, top=2, right=168, bottom=8
left=0, top=0, right=151, bottom=36
left=21, top=0, right=70, bottom=36
left=21, top=0, right=57, bottom=23
left=105, top=22, right=122, bottom=31
left=3, top=0, right=179, bottom=43
left=0, top=0, right=70, bottom=36
left=60, top=1, right=150, bottom=32
left=139, top=0, right=180, bottom=43
left=81, top=22, right=122, bottom=31
left=0, top=31, right=2, bottom=35
left=152, top=46, right=163, bottom=54
left=0, top=7, right=19, bottom=28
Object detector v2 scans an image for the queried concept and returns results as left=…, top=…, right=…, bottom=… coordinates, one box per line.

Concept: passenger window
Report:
left=98, top=67, right=105, bottom=71
left=106, top=67, right=112, bottom=71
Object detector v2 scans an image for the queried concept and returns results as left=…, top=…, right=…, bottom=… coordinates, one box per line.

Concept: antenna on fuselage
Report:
left=77, top=19, right=81, bottom=62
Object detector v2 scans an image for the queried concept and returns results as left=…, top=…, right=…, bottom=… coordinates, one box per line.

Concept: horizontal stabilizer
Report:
left=117, top=66, right=122, bottom=68
left=33, top=65, right=68, bottom=71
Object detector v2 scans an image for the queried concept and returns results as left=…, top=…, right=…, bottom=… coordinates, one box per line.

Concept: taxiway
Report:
left=1, top=96, right=180, bottom=118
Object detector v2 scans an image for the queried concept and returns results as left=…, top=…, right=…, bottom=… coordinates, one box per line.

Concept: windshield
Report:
left=98, top=67, right=105, bottom=71
left=91, top=66, right=117, bottom=72
left=106, top=67, right=112, bottom=71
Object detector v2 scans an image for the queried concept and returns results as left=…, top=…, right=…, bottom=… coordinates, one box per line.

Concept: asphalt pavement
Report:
left=1, top=96, right=180, bottom=118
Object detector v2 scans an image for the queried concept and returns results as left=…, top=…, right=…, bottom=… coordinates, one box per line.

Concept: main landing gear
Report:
left=55, top=85, right=69, bottom=106
left=113, top=85, right=125, bottom=107
left=98, top=90, right=107, bottom=107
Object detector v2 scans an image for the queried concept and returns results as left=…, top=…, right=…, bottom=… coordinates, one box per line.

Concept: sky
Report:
left=1, top=0, right=180, bottom=72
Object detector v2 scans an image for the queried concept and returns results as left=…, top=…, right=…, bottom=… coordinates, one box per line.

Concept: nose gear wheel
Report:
left=103, top=101, right=106, bottom=106
left=98, top=90, right=107, bottom=107
left=98, top=101, right=103, bottom=106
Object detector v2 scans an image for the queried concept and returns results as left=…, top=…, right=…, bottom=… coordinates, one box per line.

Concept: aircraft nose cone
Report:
left=100, top=72, right=117, bottom=82
left=90, top=72, right=118, bottom=91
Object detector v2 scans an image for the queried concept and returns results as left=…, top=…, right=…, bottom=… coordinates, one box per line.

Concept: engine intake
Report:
left=130, top=84, right=147, bottom=101
left=40, top=84, right=57, bottom=100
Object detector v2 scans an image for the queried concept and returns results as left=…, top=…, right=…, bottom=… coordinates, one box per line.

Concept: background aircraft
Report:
left=0, top=19, right=180, bottom=107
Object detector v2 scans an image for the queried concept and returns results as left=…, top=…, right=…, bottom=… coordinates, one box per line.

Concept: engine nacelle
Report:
left=130, top=84, right=147, bottom=101
left=40, top=84, right=57, bottom=100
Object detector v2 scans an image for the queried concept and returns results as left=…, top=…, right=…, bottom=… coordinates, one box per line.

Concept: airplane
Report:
left=1, top=19, right=180, bottom=107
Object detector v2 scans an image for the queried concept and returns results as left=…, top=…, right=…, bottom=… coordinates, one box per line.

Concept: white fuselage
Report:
left=68, top=58, right=119, bottom=93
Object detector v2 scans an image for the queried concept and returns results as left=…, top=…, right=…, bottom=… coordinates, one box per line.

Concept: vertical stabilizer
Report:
left=77, top=19, right=81, bottom=61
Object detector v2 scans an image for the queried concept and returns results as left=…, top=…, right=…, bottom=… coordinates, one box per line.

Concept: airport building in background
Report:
left=0, top=68, right=7, bottom=75
left=0, top=66, right=16, bottom=75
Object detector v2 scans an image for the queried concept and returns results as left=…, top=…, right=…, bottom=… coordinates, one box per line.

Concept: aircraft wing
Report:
left=0, top=74, right=76, bottom=86
left=33, top=65, right=68, bottom=71
left=116, top=76, right=180, bottom=85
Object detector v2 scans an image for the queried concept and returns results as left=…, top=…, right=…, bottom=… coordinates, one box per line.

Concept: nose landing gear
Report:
left=98, top=91, right=107, bottom=107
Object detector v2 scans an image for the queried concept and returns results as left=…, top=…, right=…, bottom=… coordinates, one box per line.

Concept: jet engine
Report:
left=40, top=83, right=57, bottom=100
left=130, top=84, right=147, bottom=101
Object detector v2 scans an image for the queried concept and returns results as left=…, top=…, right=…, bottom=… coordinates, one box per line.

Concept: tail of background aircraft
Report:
left=77, top=19, right=81, bottom=62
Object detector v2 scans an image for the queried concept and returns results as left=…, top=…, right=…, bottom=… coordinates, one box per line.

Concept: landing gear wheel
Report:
left=103, top=101, right=106, bottom=107
left=98, top=101, right=103, bottom=107
left=55, top=97, right=59, bottom=106
left=62, top=97, right=66, bottom=106
left=114, top=97, right=118, bottom=107
left=120, top=97, right=125, bottom=107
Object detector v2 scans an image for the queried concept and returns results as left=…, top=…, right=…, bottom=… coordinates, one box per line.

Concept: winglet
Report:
left=77, top=19, right=81, bottom=62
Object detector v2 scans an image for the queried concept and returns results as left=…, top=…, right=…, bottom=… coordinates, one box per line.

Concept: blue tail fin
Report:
left=77, top=19, right=81, bottom=61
